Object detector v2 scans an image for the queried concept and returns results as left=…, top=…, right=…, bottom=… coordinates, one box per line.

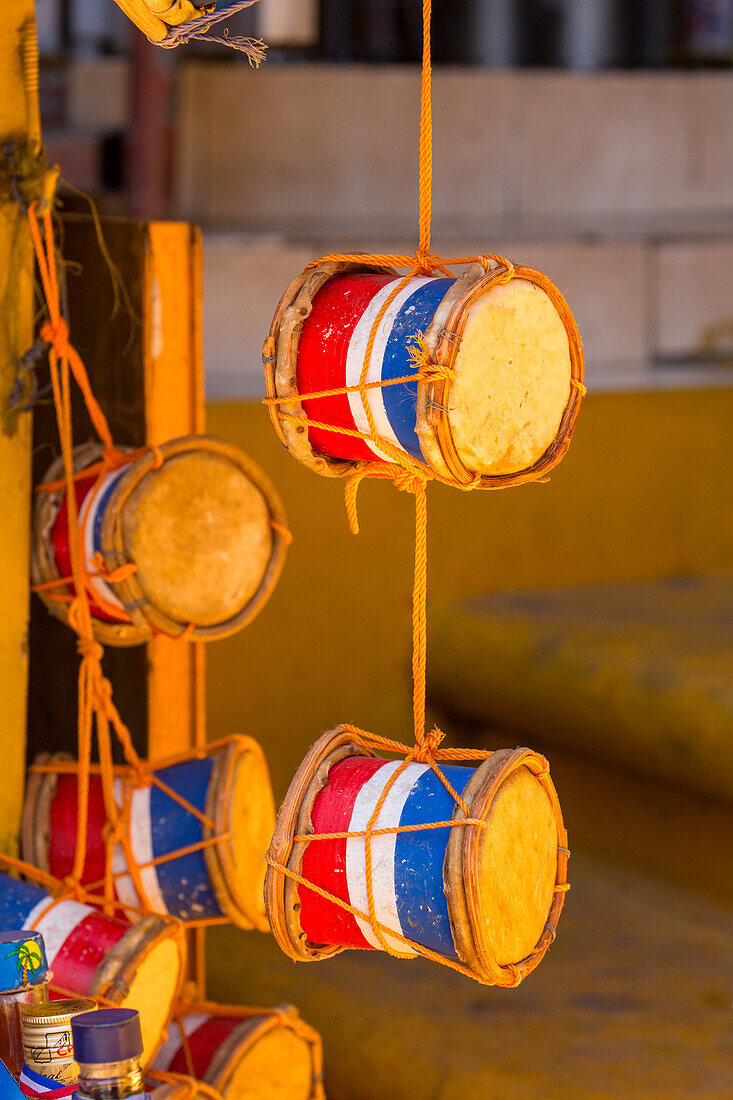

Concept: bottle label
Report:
left=18, top=1065, right=76, bottom=1100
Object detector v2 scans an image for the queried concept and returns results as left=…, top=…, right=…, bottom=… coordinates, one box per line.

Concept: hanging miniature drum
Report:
left=0, top=872, right=184, bottom=1065
left=152, top=1004, right=324, bottom=1100
left=264, top=259, right=584, bottom=487
left=265, top=727, right=568, bottom=987
left=32, top=435, right=289, bottom=646
left=23, top=737, right=275, bottom=932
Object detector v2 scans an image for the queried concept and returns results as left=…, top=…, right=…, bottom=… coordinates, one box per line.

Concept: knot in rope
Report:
left=412, top=725, right=445, bottom=763
left=93, top=551, right=138, bottom=585
left=391, top=468, right=427, bottom=496
left=61, top=875, right=87, bottom=903
left=40, top=316, right=69, bottom=354
left=75, top=633, right=104, bottom=665
left=413, top=250, right=441, bottom=274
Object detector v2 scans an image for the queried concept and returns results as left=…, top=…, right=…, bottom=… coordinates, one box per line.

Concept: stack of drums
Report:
left=32, top=435, right=289, bottom=645
left=0, top=872, right=184, bottom=1065
left=265, top=260, right=584, bottom=486
left=265, top=728, right=568, bottom=986
left=151, top=1004, right=323, bottom=1100
left=23, top=737, right=275, bottom=930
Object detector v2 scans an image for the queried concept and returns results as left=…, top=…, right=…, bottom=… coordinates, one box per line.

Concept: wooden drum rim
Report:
left=444, top=747, right=568, bottom=987
left=204, top=735, right=272, bottom=933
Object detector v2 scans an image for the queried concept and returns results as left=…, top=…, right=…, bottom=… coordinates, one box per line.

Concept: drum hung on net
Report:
left=32, top=435, right=289, bottom=647
left=22, top=738, right=276, bottom=933
left=152, top=1004, right=324, bottom=1100
left=264, top=728, right=569, bottom=987
left=0, top=872, right=184, bottom=1067
left=264, top=259, right=584, bottom=487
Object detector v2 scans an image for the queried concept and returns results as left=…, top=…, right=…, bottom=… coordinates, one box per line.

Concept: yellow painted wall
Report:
left=206, top=388, right=733, bottom=798
left=0, top=2, right=35, bottom=854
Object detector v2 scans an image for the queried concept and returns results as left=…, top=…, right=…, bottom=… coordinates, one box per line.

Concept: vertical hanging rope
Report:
left=417, top=0, right=433, bottom=264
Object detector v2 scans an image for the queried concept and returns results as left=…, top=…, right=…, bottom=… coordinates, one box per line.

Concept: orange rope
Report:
left=260, top=0, right=572, bottom=987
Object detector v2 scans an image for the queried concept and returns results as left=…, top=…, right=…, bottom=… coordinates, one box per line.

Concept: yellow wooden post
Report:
left=0, top=2, right=36, bottom=855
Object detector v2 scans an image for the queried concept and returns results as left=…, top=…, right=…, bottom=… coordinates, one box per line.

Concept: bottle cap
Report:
left=72, top=1009, right=143, bottom=1064
left=0, top=931, right=48, bottom=992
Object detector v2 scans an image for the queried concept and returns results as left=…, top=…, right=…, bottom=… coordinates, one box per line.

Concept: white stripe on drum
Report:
left=25, top=898, right=94, bottom=963
left=345, top=277, right=431, bottom=462
left=126, top=785, right=168, bottom=916
left=152, top=1014, right=208, bottom=1071
left=345, top=761, right=427, bottom=955
left=81, top=469, right=125, bottom=610
left=112, top=777, right=142, bottom=918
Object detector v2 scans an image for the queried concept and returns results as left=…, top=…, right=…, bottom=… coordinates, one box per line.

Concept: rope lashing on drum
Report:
left=149, top=1001, right=326, bottom=1100
left=0, top=201, right=248, bottom=998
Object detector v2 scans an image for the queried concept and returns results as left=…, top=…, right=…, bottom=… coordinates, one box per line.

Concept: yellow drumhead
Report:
left=221, top=1026, right=314, bottom=1100
left=476, top=765, right=558, bottom=967
left=449, top=279, right=572, bottom=476
left=226, top=747, right=276, bottom=925
left=120, top=935, right=181, bottom=1067
left=121, top=451, right=273, bottom=627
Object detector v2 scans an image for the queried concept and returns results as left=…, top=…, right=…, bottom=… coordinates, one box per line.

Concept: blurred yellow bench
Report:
left=430, top=576, right=733, bottom=802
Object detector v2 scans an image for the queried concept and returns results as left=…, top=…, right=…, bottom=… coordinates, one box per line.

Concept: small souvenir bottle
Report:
left=19, top=998, right=97, bottom=1095
left=0, top=931, right=49, bottom=1078
left=72, top=1009, right=148, bottom=1100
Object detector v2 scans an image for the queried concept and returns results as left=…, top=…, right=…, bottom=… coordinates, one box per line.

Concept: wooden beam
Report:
left=0, top=1, right=36, bottom=856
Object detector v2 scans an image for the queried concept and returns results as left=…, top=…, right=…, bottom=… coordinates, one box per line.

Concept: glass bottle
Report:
left=20, top=998, right=97, bottom=1089
left=0, top=931, right=49, bottom=1078
left=72, top=1009, right=148, bottom=1100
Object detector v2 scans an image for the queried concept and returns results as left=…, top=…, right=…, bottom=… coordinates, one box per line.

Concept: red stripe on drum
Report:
left=165, top=1016, right=240, bottom=1078
left=47, top=909, right=128, bottom=997
left=297, top=273, right=394, bottom=462
left=49, top=776, right=108, bottom=886
left=299, top=756, right=387, bottom=949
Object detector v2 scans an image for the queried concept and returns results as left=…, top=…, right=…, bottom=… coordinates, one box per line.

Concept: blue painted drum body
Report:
left=114, top=757, right=220, bottom=921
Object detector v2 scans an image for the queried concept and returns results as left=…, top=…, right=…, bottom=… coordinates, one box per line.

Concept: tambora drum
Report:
left=151, top=1003, right=324, bottom=1100
left=264, top=259, right=583, bottom=488
left=265, top=728, right=568, bottom=987
left=0, top=872, right=184, bottom=1065
left=32, top=435, right=289, bottom=646
left=23, top=737, right=275, bottom=932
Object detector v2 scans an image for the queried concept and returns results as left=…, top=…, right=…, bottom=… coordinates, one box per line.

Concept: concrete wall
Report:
left=176, top=65, right=733, bottom=235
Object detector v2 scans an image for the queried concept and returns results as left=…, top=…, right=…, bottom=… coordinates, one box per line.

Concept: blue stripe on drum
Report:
left=393, top=764, right=471, bottom=958
left=345, top=761, right=472, bottom=958
left=147, top=758, right=221, bottom=920
left=0, top=875, right=46, bottom=929
left=379, top=277, right=455, bottom=460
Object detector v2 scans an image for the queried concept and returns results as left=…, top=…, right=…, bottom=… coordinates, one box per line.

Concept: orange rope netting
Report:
left=263, top=0, right=570, bottom=982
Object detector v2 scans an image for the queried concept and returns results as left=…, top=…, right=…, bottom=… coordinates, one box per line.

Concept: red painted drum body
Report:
left=0, top=872, right=184, bottom=1066
left=265, top=728, right=569, bottom=988
left=32, top=436, right=289, bottom=647
left=265, top=259, right=584, bottom=489
left=152, top=1005, right=324, bottom=1100
left=23, top=739, right=275, bottom=933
